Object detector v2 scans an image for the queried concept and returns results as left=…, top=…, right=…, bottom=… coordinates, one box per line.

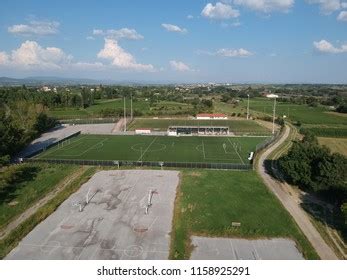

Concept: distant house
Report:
left=196, top=113, right=227, bottom=120
left=41, top=86, right=51, bottom=92
left=265, top=94, right=279, bottom=98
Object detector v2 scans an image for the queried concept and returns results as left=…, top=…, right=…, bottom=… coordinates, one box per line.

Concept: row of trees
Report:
left=278, top=131, right=347, bottom=227
left=0, top=86, right=95, bottom=109
left=0, top=102, right=56, bottom=166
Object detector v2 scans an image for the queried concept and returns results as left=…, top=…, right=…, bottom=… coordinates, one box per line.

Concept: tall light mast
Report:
left=131, top=94, right=133, bottom=120
left=272, top=97, right=276, bottom=134
left=266, top=94, right=278, bottom=135
left=247, top=94, right=250, bottom=120
left=123, top=97, right=127, bottom=132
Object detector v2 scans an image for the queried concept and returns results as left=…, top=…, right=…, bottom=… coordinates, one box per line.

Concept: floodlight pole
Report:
left=246, top=94, right=250, bottom=120
left=123, top=97, right=127, bottom=132
left=130, top=94, right=133, bottom=120
left=272, top=97, right=276, bottom=134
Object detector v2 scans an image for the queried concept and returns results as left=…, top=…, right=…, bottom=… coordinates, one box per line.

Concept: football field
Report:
left=37, top=135, right=268, bottom=164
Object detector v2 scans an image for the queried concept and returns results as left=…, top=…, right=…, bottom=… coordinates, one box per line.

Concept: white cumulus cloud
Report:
left=306, top=0, right=342, bottom=14
left=201, top=2, right=240, bottom=19
left=161, top=23, right=187, bottom=33
left=0, top=52, right=10, bottom=65
left=8, top=20, right=60, bottom=36
left=0, top=40, right=72, bottom=69
left=97, top=39, right=154, bottom=71
left=313, top=39, right=347, bottom=53
left=216, top=48, right=254, bottom=57
left=337, top=10, right=347, bottom=20
left=92, top=28, right=144, bottom=40
left=234, top=0, right=294, bottom=13
left=169, top=60, right=192, bottom=71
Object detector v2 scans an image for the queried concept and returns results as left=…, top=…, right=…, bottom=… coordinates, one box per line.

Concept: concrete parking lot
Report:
left=191, top=236, right=304, bottom=260
left=6, top=170, right=179, bottom=260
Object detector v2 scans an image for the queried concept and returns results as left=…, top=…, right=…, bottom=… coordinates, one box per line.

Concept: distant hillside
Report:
left=0, top=76, right=175, bottom=86
left=0, top=76, right=104, bottom=86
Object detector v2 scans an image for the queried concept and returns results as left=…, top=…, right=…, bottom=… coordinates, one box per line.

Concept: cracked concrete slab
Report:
left=6, top=170, right=179, bottom=260
left=191, top=236, right=304, bottom=260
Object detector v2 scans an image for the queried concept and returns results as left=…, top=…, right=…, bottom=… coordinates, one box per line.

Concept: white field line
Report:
left=222, top=143, right=233, bottom=154
left=202, top=141, right=206, bottom=160
left=137, top=137, right=158, bottom=161
left=227, top=138, right=245, bottom=164
left=63, top=141, right=84, bottom=151
left=76, top=138, right=109, bottom=157
left=40, top=135, right=87, bottom=157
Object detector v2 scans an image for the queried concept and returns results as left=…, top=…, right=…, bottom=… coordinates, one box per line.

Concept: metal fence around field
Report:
left=23, top=157, right=253, bottom=170
left=22, top=127, right=282, bottom=170
left=22, top=131, right=82, bottom=159
left=255, top=130, right=280, bottom=153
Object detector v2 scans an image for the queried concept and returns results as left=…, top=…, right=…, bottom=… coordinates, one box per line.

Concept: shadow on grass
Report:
left=263, top=159, right=286, bottom=182
left=0, top=165, right=40, bottom=204
left=264, top=159, right=346, bottom=244
left=301, top=194, right=347, bottom=244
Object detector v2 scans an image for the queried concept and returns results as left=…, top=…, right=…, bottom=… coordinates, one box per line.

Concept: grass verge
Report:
left=170, top=169, right=319, bottom=259
left=0, top=166, right=96, bottom=259
left=0, top=163, right=78, bottom=230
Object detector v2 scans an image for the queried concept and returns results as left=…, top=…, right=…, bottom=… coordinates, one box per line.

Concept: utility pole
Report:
left=131, top=94, right=133, bottom=120
left=272, top=97, right=276, bottom=134
left=123, top=97, right=127, bottom=132
left=247, top=94, right=250, bottom=120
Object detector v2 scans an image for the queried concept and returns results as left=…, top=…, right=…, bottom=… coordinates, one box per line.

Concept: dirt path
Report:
left=256, top=125, right=338, bottom=260
left=0, top=166, right=87, bottom=240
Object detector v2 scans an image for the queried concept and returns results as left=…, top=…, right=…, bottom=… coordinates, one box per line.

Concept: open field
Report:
left=318, top=137, right=347, bottom=156
left=0, top=163, right=77, bottom=231
left=215, top=98, right=347, bottom=126
left=171, top=170, right=318, bottom=259
left=36, top=134, right=268, bottom=164
left=128, top=118, right=271, bottom=135
left=48, top=99, right=150, bottom=119
left=48, top=99, right=195, bottom=119
left=6, top=170, right=179, bottom=260
left=302, top=127, right=347, bottom=138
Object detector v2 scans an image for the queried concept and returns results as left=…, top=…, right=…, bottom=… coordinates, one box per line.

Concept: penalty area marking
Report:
left=39, top=135, right=88, bottom=158
left=75, top=138, right=109, bottom=157
left=202, top=141, right=206, bottom=160
left=195, top=145, right=241, bottom=162
left=227, top=138, right=245, bottom=164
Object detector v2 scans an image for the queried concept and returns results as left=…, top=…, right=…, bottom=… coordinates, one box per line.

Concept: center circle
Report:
left=124, top=245, right=143, bottom=257
left=131, top=143, right=166, bottom=153
left=196, top=145, right=203, bottom=153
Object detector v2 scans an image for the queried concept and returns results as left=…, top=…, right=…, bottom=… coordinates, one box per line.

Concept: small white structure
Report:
left=41, top=86, right=51, bottom=92
left=265, top=94, right=279, bottom=98
left=196, top=113, right=228, bottom=120
left=135, top=128, right=151, bottom=135
left=248, top=152, right=254, bottom=161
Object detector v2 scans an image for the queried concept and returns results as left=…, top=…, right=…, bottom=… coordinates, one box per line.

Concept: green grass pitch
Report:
left=37, top=135, right=268, bottom=164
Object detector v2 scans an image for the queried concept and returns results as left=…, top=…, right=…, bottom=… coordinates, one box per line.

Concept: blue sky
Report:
left=0, top=0, right=346, bottom=83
